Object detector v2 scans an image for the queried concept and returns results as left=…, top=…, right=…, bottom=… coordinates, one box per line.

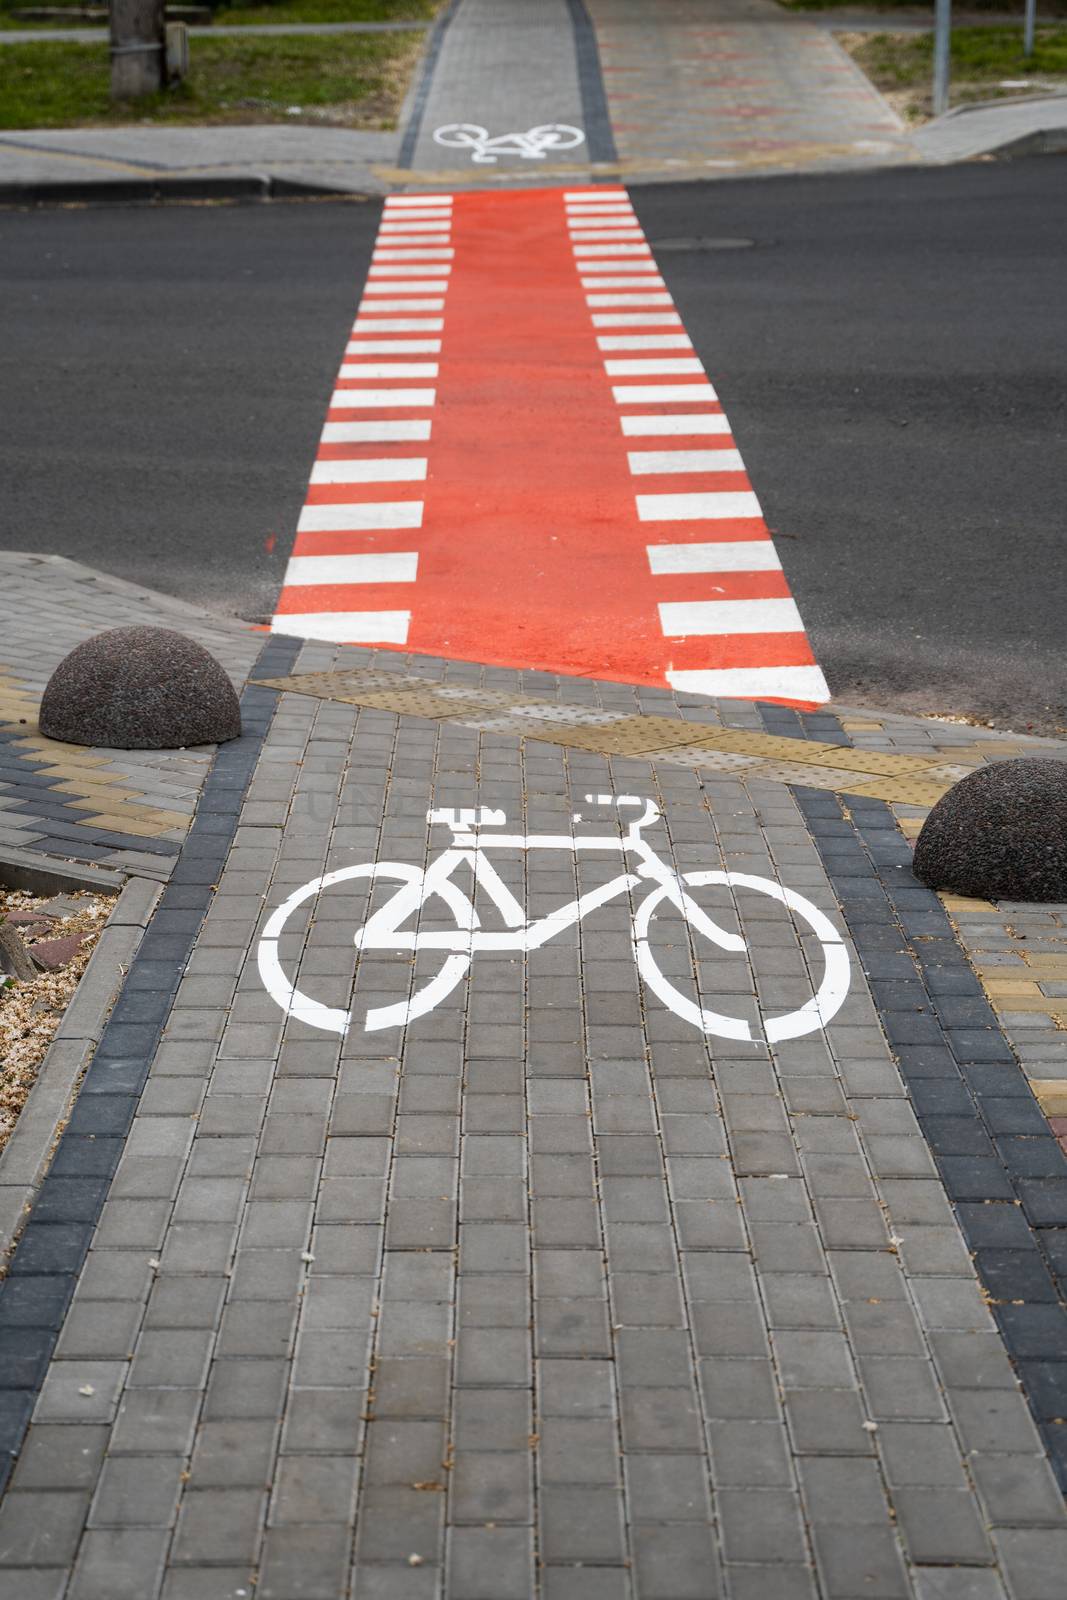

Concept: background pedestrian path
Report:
left=584, top=0, right=914, bottom=179
left=2, top=0, right=1065, bottom=195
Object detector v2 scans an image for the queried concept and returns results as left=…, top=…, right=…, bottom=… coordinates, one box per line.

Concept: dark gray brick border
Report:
left=397, top=0, right=462, bottom=170
left=757, top=703, right=1067, bottom=1491
left=565, top=0, right=619, bottom=167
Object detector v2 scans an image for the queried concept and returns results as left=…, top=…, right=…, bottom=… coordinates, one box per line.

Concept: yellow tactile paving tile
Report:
left=48, top=781, right=147, bottom=805
left=65, top=796, right=188, bottom=827
left=839, top=777, right=952, bottom=807
left=980, top=978, right=1045, bottom=998
left=1033, top=1081, right=1067, bottom=1116
left=77, top=814, right=181, bottom=839
left=1017, top=954, right=1067, bottom=975
left=734, top=761, right=886, bottom=790
left=8, top=734, right=116, bottom=766
left=939, top=895, right=997, bottom=913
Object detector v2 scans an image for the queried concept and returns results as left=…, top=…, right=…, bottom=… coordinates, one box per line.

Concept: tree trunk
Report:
left=110, top=0, right=166, bottom=101
left=0, top=922, right=39, bottom=983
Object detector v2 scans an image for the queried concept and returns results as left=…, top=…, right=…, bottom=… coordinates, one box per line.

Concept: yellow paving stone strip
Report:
left=1034, top=1083, right=1067, bottom=1117
left=949, top=922, right=1067, bottom=1119
left=253, top=668, right=975, bottom=805
left=0, top=671, right=192, bottom=842
left=770, top=703, right=1067, bottom=1128
left=371, top=139, right=922, bottom=187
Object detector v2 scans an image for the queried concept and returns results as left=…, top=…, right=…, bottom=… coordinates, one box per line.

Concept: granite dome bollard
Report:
left=913, top=757, right=1067, bottom=902
left=39, top=626, right=241, bottom=750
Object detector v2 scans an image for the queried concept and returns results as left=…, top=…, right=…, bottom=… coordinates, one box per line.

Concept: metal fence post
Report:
left=933, top=0, right=952, bottom=116
left=1024, top=0, right=1037, bottom=58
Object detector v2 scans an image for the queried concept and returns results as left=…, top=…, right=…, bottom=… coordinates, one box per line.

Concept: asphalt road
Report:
left=634, top=158, right=1067, bottom=734
left=0, top=159, right=1064, bottom=731
left=0, top=197, right=380, bottom=627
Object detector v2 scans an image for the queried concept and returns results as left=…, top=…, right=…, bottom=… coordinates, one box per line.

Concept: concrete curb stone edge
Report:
left=0, top=173, right=369, bottom=208
left=0, top=866, right=161, bottom=1262
left=2, top=127, right=1065, bottom=209
left=4, top=551, right=268, bottom=631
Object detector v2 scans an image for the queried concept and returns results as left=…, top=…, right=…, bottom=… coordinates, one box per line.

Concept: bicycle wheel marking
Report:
left=256, top=799, right=850, bottom=1042
left=272, top=186, right=828, bottom=708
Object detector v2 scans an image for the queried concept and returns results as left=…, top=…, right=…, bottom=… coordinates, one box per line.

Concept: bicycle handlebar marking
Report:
left=256, top=798, right=850, bottom=1041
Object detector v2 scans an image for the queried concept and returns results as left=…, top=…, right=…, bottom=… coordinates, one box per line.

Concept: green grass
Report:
left=0, top=0, right=439, bottom=29
left=0, top=30, right=425, bottom=126
left=852, top=22, right=1067, bottom=96
left=780, top=0, right=931, bottom=8
left=780, top=0, right=1067, bottom=13
left=214, top=0, right=439, bottom=22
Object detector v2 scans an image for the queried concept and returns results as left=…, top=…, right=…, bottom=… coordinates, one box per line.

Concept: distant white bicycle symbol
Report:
left=258, top=796, right=850, bottom=1042
left=432, top=122, right=586, bottom=164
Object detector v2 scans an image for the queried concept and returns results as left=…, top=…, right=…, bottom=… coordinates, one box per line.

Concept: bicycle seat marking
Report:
left=432, top=123, right=586, bottom=164
left=257, top=796, right=851, bottom=1042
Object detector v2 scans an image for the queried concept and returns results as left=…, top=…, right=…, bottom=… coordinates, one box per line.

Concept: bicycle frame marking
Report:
left=257, top=797, right=851, bottom=1042
left=431, top=123, right=586, bottom=164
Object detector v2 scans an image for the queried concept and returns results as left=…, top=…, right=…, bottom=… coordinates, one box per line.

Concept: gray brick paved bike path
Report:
left=1, top=625, right=1065, bottom=1599
left=400, top=0, right=591, bottom=175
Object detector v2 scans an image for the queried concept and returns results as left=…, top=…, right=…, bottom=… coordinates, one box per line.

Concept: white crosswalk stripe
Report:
left=613, top=382, right=717, bottom=404
left=271, top=610, right=412, bottom=643
left=658, top=597, right=804, bottom=635
left=310, top=459, right=428, bottom=485
left=620, top=413, right=730, bottom=435
left=283, top=552, right=418, bottom=586
left=628, top=449, right=744, bottom=474
left=330, top=389, right=437, bottom=408
left=636, top=491, right=762, bottom=521
left=298, top=502, right=424, bottom=533
left=647, top=541, right=782, bottom=574
left=321, top=420, right=433, bottom=442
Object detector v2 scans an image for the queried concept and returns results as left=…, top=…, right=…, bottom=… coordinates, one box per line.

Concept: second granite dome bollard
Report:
left=39, top=626, right=241, bottom=750
left=913, top=757, right=1067, bottom=902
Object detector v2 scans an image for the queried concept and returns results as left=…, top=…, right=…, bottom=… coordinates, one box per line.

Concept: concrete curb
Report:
left=2, top=549, right=265, bottom=630
left=0, top=870, right=161, bottom=1261
left=0, top=172, right=365, bottom=207
left=0, top=846, right=123, bottom=899
left=915, top=90, right=1067, bottom=164
left=992, top=124, right=1067, bottom=158
left=1, top=131, right=1062, bottom=207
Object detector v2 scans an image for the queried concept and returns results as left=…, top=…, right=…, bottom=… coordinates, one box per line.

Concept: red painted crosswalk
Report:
left=273, top=187, right=829, bottom=705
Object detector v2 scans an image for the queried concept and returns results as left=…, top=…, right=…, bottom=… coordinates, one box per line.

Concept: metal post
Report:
left=933, top=0, right=952, bottom=117
left=1024, top=0, right=1036, bottom=58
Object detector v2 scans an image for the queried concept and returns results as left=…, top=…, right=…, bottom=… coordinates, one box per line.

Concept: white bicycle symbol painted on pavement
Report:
left=258, top=796, right=850, bottom=1043
left=432, top=122, right=586, bottom=164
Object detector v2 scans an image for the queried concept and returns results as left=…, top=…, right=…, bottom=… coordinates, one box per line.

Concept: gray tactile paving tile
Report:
left=1, top=632, right=1064, bottom=1598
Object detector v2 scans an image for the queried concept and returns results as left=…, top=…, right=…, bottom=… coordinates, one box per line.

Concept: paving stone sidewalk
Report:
left=0, top=552, right=263, bottom=881
left=583, top=0, right=917, bottom=179
left=1, top=570, right=1066, bottom=1598
left=1, top=0, right=1065, bottom=197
